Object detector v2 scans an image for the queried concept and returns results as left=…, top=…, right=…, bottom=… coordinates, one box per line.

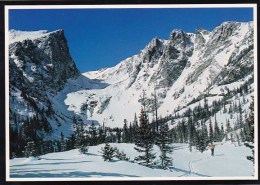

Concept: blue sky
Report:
left=9, top=7, right=253, bottom=72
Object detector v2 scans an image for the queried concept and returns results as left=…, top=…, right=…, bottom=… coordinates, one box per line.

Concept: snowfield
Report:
left=9, top=142, right=255, bottom=180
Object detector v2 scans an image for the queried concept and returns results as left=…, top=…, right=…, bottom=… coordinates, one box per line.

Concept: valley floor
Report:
left=9, top=142, right=254, bottom=179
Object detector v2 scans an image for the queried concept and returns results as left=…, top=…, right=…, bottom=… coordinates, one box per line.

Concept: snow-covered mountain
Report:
left=9, top=21, right=254, bottom=138
left=9, top=29, right=108, bottom=138
left=76, top=21, right=254, bottom=127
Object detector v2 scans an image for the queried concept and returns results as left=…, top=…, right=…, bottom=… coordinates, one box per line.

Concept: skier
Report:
left=208, top=143, right=215, bottom=156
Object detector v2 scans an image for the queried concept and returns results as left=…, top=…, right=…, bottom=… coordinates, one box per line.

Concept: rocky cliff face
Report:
left=9, top=30, right=80, bottom=94
left=9, top=30, right=81, bottom=138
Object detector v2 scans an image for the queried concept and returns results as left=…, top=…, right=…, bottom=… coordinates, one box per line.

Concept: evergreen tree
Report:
left=97, top=126, right=106, bottom=144
left=220, top=123, right=225, bottom=141
left=114, top=147, right=130, bottom=161
left=89, top=122, right=97, bottom=146
left=188, top=117, right=196, bottom=151
left=66, top=134, right=76, bottom=150
left=196, top=130, right=207, bottom=153
left=244, top=97, right=254, bottom=163
left=60, top=132, right=66, bottom=152
left=79, top=144, right=89, bottom=154
left=132, top=113, right=139, bottom=142
left=23, top=141, right=38, bottom=157
left=43, top=140, right=54, bottom=154
left=238, top=101, right=243, bottom=128
left=122, top=119, right=129, bottom=143
left=226, top=119, right=232, bottom=133
left=194, top=129, right=200, bottom=150
left=209, top=118, right=214, bottom=143
left=180, top=119, right=188, bottom=143
left=115, top=128, right=121, bottom=143
left=74, top=119, right=85, bottom=149
left=134, top=109, right=156, bottom=168
left=176, top=121, right=184, bottom=143
left=213, top=116, right=221, bottom=142
left=240, top=129, right=245, bottom=142
left=202, top=122, right=209, bottom=146
left=156, top=122, right=173, bottom=169
left=100, top=143, right=115, bottom=161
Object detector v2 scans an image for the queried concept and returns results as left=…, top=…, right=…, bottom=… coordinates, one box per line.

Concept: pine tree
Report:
left=202, top=122, right=209, bottom=146
left=134, top=109, right=156, bottom=168
left=129, top=122, right=133, bottom=143
left=79, top=144, right=89, bottom=154
left=188, top=117, right=196, bottom=152
left=196, top=130, right=207, bottom=153
left=114, top=147, right=130, bottom=161
left=238, top=101, right=243, bottom=128
left=194, top=129, right=200, bottom=150
left=244, top=97, right=254, bottom=163
left=156, top=122, right=173, bottom=169
left=240, top=129, right=245, bottom=142
left=209, top=118, right=214, bottom=143
left=220, top=123, right=225, bottom=141
left=100, top=143, right=115, bottom=161
left=23, top=141, right=38, bottom=158
left=74, top=119, right=85, bottom=149
left=60, top=132, right=66, bottom=152
left=66, top=134, right=76, bottom=150
left=97, top=126, right=106, bottom=144
left=226, top=119, right=232, bottom=133
left=176, top=121, right=184, bottom=143
left=122, top=119, right=129, bottom=143
left=115, top=128, right=121, bottom=143
left=213, top=116, right=221, bottom=142
left=132, top=113, right=139, bottom=142
left=89, top=122, right=97, bottom=146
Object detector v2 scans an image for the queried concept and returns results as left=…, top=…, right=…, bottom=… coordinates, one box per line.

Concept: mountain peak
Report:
left=9, top=29, right=65, bottom=44
left=170, top=29, right=186, bottom=39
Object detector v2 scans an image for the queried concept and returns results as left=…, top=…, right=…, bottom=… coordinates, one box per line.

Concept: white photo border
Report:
left=5, top=3, right=258, bottom=181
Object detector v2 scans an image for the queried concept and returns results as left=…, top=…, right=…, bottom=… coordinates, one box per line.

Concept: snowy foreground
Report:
left=9, top=142, right=254, bottom=179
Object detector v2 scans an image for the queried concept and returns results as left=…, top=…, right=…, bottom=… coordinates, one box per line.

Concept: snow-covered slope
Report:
left=9, top=142, right=254, bottom=179
left=67, top=21, right=254, bottom=128
left=10, top=30, right=52, bottom=44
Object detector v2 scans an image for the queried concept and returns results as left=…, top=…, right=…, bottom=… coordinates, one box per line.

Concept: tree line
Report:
left=9, top=81, right=254, bottom=167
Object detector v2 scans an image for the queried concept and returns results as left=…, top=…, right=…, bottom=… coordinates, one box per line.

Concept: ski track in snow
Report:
left=177, top=156, right=211, bottom=177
